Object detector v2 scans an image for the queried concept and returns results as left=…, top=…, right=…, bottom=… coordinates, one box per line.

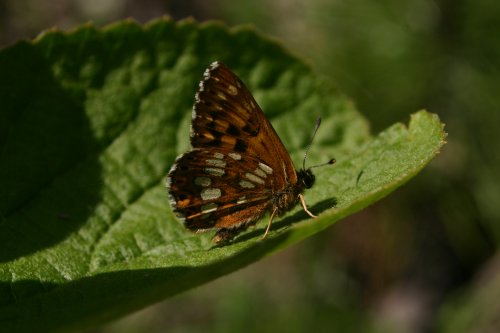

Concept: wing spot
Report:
left=259, top=163, right=273, bottom=174
left=207, top=159, right=226, bottom=168
left=227, top=124, right=240, bottom=136
left=217, top=92, right=227, bottom=100
left=194, top=177, right=211, bottom=187
left=227, top=84, right=238, bottom=96
left=213, top=152, right=224, bottom=159
left=203, top=69, right=212, bottom=80
left=201, top=188, right=222, bottom=201
left=254, top=168, right=267, bottom=178
left=237, top=196, right=247, bottom=204
left=234, top=139, right=247, bottom=152
left=242, top=124, right=259, bottom=136
left=202, top=132, right=215, bottom=140
left=228, top=152, right=241, bottom=160
left=239, top=180, right=255, bottom=189
left=177, top=198, right=190, bottom=207
left=205, top=167, right=225, bottom=176
left=245, top=173, right=265, bottom=185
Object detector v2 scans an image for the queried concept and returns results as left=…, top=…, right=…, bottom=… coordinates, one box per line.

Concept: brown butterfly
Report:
left=166, top=61, right=334, bottom=243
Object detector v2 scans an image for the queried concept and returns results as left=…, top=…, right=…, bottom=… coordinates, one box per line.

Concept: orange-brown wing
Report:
left=191, top=61, right=298, bottom=188
left=167, top=148, right=276, bottom=232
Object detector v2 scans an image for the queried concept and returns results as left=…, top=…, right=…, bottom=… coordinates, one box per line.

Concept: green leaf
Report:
left=0, top=18, right=446, bottom=332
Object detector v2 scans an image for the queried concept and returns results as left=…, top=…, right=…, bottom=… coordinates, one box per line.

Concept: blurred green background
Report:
left=2, top=0, right=499, bottom=332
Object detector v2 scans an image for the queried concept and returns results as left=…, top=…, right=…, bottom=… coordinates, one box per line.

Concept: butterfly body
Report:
left=167, top=62, right=320, bottom=243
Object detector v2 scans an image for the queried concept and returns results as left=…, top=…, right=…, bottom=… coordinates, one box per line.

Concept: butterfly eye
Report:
left=301, top=169, right=315, bottom=189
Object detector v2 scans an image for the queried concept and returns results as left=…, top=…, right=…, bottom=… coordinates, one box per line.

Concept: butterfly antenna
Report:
left=302, top=117, right=322, bottom=171
left=302, top=117, right=336, bottom=170
left=309, top=158, right=336, bottom=169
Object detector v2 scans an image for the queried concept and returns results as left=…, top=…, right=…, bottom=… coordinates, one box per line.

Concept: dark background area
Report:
left=2, top=0, right=499, bottom=332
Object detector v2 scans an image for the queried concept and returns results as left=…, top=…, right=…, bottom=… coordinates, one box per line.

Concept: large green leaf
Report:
left=0, top=18, right=446, bottom=332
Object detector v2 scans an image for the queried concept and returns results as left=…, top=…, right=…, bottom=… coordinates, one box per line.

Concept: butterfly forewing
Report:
left=168, top=148, right=275, bottom=231
left=191, top=62, right=298, bottom=188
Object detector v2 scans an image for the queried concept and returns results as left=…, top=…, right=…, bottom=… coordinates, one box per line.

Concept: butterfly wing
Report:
left=191, top=62, right=298, bottom=188
left=167, top=148, right=275, bottom=232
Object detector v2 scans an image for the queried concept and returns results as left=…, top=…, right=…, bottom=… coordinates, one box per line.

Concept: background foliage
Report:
left=0, top=0, right=497, bottom=332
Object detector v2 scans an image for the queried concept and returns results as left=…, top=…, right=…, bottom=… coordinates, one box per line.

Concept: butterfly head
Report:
left=299, top=168, right=316, bottom=189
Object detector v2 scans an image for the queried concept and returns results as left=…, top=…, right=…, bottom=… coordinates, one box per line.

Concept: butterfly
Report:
left=166, top=61, right=334, bottom=243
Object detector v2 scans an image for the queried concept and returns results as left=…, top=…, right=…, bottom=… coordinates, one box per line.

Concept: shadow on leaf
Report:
left=0, top=42, right=102, bottom=262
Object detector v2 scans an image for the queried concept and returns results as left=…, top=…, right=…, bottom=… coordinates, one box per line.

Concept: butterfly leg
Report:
left=262, top=207, right=278, bottom=239
left=299, top=193, right=317, bottom=218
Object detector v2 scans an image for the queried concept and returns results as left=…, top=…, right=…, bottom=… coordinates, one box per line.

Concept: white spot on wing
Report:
left=210, top=61, right=220, bottom=70
left=245, top=172, right=265, bottom=185
left=203, top=68, right=212, bottom=80
left=237, top=196, right=247, bottom=204
left=228, top=152, right=241, bottom=160
left=254, top=168, right=267, bottom=178
left=207, top=159, right=226, bottom=168
left=259, top=163, right=273, bottom=174
left=168, top=194, right=178, bottom=210
left=214, top=152, right=224, bottom=159
left=201, top=188, right=222, bottom=201
left=239, top=180, right=256, bottom=189
left=165, top=175, right=172, bottom=188
left=205, top=167, right=225, bottom=176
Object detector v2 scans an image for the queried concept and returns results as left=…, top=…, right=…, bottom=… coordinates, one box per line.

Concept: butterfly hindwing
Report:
left=167, top=148, right=276, bottom=232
